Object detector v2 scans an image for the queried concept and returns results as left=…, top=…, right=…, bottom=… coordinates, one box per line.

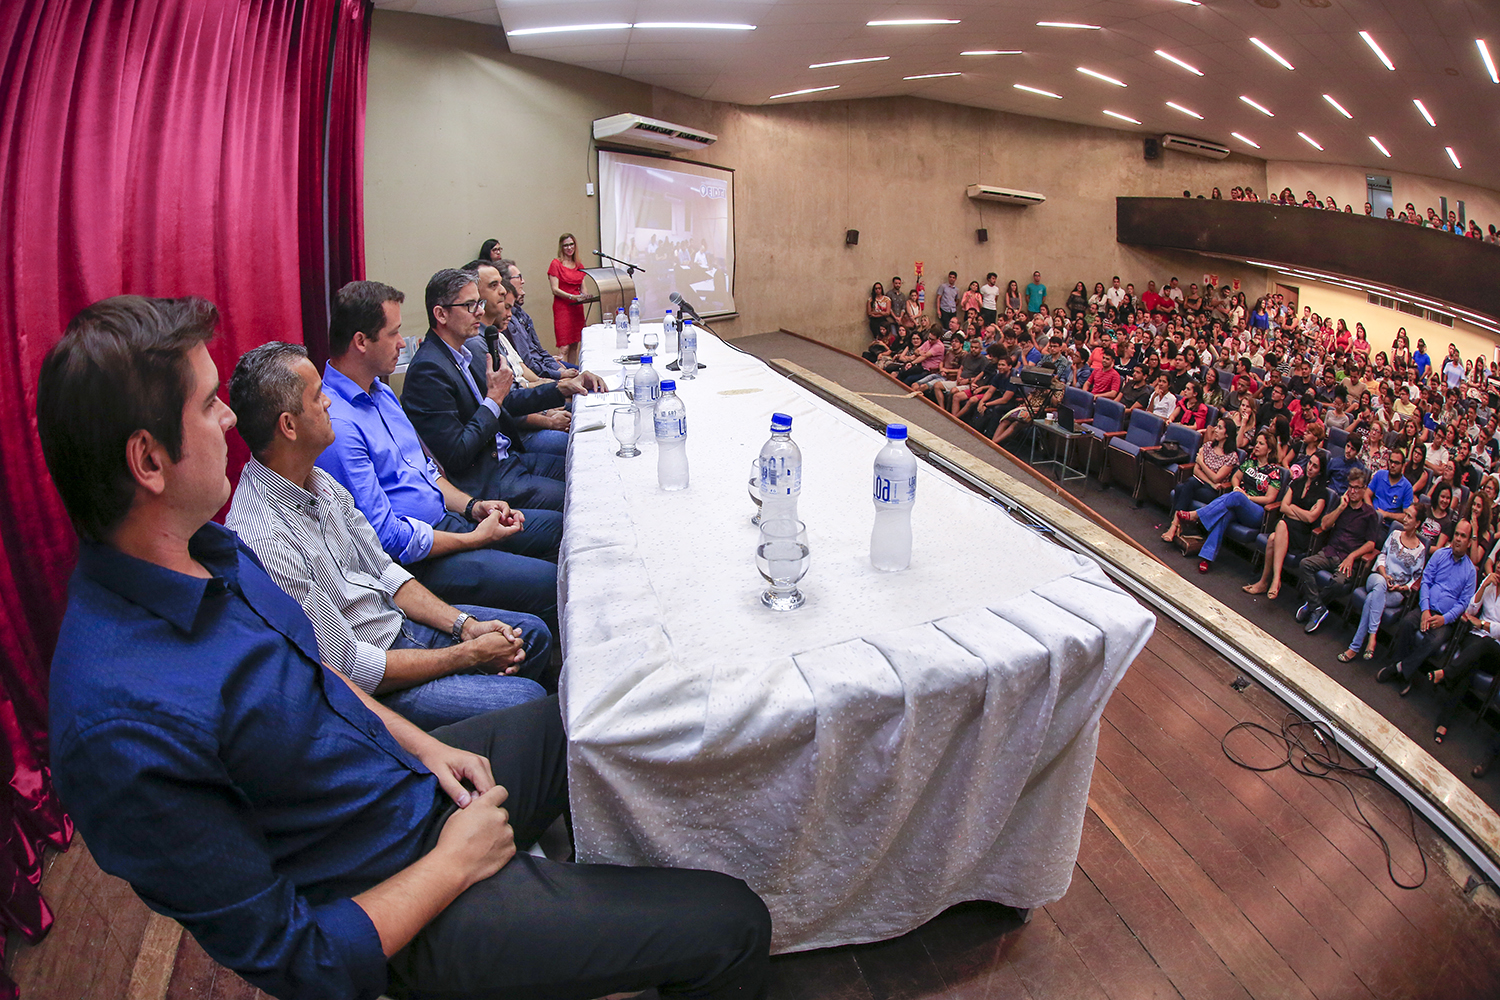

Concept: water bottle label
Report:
left=758, top=459, right=801, bottom=497
left=873, top=466, right=917, bottom=505
left=654, top=414, right=686, bottom=439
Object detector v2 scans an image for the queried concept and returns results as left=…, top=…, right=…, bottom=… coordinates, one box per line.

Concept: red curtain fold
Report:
left=0, top=2, right=369, bottom=995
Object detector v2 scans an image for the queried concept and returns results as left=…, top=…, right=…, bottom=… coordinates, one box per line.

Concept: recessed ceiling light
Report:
left=1360, top=31, right=1395, bottom=70
left=1479, top=40, right=1499, bottom=83
left=1322, top=94, right=1352, bottom=118
left=1168, top=0, right=1202, bottom=5
left=904, top=72, right=962, bottom=80
left=1037, top=22, right=1101, bottom=30
left=1239, top=95, right=1275, bottom=117
left=1368, top=135, right=1391, bottom=157
left=506, top=22, right=631, bottom=36
left=768, top=85, right=839, bottom=100
left=809, top=56, right=889, bottom=68
left=1165, top=101, right=1202, bottom=119
left=1297, top=132, right=1323, bottom=151
left=867, top=19, right=960, bottom=26
left=1154, top=49, right=1203, bottom=76
left=1249, top=38, right=1295, bottom=70
left=1077, top=67, right=1127, bottom=87
left=1013, top=84, right=1063, bottom=98
left=633, top=23, right=756, bottom=30
left=1413, top=99, right=1436, bottom=126
left=1230, top=131, right=1260, bottom=149
left=1446, top=146, right=1462, bottom=169
left=961, top=50, right=1022, bottom=56
left=1103, top=110, right=1142, bottom=124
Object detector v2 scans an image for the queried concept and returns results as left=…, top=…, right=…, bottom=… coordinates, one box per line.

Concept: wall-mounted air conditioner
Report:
left=592, top=114, right=718, bottom=153
left=1160, top=134, right=1231, bottom=160
left=965, top=184, right=1046, bottom=206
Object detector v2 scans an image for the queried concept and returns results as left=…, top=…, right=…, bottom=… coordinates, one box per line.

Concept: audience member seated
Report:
left=496, top=258, right=592, bottom=383
left=1369, top=448, right=1416, bottom=527
left=1161, top=416, right=1238, bottom=546
left=1296, top=467, right=1383, bottom=633
left=1243, top=449, right=1328, bottom=600
left=1174, top=428, right=1284, bottom=573
left=226, top=341, right=550, bottom=730
left=401, top=268, right=569, bottom=509
left=1377, top=520, right=1477, bottom=696
left=36, top=294, right=772, bottom=1000
left=1433, top=569, right=1500, bottom=744
left=1340, top=504, right=1428, bottom=662
left=315, top=280, right=563, bottom=633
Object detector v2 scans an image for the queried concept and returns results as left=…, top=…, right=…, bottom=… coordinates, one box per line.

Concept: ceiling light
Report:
left=867, top=19, right=960, bottom=26
left=1239, top=95, right=1274, bottom=116
left=1103, top=110, right=1142, bottom=124
left=1369, top=135, right=1391, bottom=157
left=1249, top=38, right=1295, bottom=70
left=768, top=85, right=839, bottom=100
left=1360, top=31, right=1395, bottom=70
left=1413, top=99, right=1436, bottom=126
left=1169, top=0, right=1202, bottom=5
left=1297, top=132, right=1323, bottom=151
left=1446, top=146, right=1462, bottom=169
left=1155, top=49, right=1203, bottom=76
left=961, top=50, right=1022, bottom=56
left=1165, top=101, right=1202, bottom=119
left=809, top=56, right=889, bottom=68
left=1322, top=94, right=1352, bottom=118
left=1013, top=84, right=1062, bottom=99
left=1037, top=22, right=1101, bottom=30
left=1077, top=67, right=1126, bottom=87
left=1230, top=132, right=1260, bottom=149
left=904, top=72, right=961, bottom=80
left=1480, top=40, right=1499, bottom=84
left=632, top=23, right=755, bottom=30
left=506, top=22, right=631, bottom=36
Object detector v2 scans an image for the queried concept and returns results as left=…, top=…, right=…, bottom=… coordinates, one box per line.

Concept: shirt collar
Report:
left=436, top=333, right=473, bottom=369
left=323, top=362, right=389, bottom=407
left=242, top=457, right=318, bottom=515
left=75, top=522, right=241, bottom=634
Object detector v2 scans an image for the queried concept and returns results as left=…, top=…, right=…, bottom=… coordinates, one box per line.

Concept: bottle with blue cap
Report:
left=629, top=296, right=641, bottom=333
left=679, top=318, right=698, bottom=379
left=654, top=379, right=688, bottom=490
left=632, top=355, right=661, bottom=441
left=758, top=412, right=802, bottom=524
left=615, top=307, right=629, bottom=349
left=871, top=423, right=917, bottom=571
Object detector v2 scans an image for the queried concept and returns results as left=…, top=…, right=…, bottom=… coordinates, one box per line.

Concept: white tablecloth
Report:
left=560, top=324, right=1155, bottom=952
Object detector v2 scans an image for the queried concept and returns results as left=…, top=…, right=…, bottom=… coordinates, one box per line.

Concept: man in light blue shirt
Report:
left=1378, top=518, right=1477, bottom=694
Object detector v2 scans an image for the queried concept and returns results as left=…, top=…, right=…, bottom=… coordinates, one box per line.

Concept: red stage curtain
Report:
left=0, top=2, right=369, bottom=995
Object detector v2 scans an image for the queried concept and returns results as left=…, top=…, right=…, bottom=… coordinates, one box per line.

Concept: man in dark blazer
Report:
left=402, top=268, right=567, bottom=510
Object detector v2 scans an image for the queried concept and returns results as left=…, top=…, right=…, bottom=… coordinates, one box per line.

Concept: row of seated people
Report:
left=37, top=266, right=772, bottom=1000
left=1201, top=184, right=1499, bottom=241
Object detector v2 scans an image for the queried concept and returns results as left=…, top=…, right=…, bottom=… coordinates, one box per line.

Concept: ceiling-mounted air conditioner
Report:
left=1160, top=134, right=1231, bottom=160
left=965, top=184, right=1046, bottom=206
left=592, top=113, right=718, bottom=153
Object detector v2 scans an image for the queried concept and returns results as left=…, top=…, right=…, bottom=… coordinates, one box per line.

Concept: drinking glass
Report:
left=612, top=406, right=641, bottom=457
left=757, top=519, right=809, bottom=611
left=620, top=361, right=639, bottom=402
left=748, top=459, right=764, bottom=525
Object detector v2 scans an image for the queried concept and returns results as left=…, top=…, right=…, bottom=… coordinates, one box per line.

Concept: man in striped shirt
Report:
left=226, top=341, right=551, bottom=730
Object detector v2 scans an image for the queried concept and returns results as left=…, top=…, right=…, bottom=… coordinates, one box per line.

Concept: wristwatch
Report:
left=463, top=497, right=481, bottom=521
left=451, top=612, right=471, bottom=643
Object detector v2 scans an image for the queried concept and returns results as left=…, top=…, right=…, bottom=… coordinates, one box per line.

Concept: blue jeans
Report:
left=1169, top=478, right=1220, bottom=514
left=486, top=450, right=567, bottom=510
left=1351, top=573, right=1405, bottom=648
left=378, top=604, right=550, bottom=730
left=413, top=511, right=564, bottom=634
left=521, top=428, right=570, bottom=455
left=1197, top=490, right=1267, bottom=562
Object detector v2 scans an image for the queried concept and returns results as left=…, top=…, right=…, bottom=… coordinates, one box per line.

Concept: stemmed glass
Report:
left=756, top=519, right=809, bottom=611
left=612, top=406, right=641, bottom=457
left=748, top=459, right=763, bottom=525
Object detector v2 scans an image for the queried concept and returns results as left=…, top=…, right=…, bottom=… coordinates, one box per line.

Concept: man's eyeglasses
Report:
left=441, top=299, right=485, bottom=316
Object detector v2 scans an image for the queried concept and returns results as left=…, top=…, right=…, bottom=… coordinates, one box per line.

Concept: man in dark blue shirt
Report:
left=37, top=295, right=770, bottom=1000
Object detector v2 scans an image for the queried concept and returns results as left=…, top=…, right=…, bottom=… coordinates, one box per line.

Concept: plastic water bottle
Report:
left=633, top=355, right=661, bottom=440
left=870, top=424, right=917, bottom=572
left=758, top=413, right=802, bottom=524
left=679, top=319, right=698, bottom=379
left=654, top=380, right=688, bottom=490
left=615, top=308, right=629, bottom=349
left=629, top=297, right=641, bottom=334
left=663, top=308, right=677, bottom=353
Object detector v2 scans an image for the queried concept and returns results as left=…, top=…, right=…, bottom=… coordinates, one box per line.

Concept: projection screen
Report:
left=597, top=150, right=735, bottom=319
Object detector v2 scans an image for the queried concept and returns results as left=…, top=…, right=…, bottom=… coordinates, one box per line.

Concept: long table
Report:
left=559, top=324, right=1155, bottom=953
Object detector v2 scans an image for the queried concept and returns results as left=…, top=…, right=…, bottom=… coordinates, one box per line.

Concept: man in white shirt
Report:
left=1105, top=276, right=1126, bottom=310
left=979, top=272, right=1000, bottom=325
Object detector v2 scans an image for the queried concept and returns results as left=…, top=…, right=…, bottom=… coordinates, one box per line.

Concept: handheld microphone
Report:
left=669, top=291, right=703, bottom=322
left=483, top=326, right=503, bottom=371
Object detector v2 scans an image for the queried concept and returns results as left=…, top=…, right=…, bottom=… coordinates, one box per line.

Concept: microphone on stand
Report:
left=669, top=291, right=703, bottom=322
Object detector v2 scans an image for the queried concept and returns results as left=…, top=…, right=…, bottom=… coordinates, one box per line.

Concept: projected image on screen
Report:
left=598, top=150, right=735, bottom=319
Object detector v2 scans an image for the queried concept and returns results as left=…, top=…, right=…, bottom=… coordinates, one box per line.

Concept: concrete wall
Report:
left=1267, top=161, right=1500, bottom=230
left=367, top=10, right=1270, bottom=355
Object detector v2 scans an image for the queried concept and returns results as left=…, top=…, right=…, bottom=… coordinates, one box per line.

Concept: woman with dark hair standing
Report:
left=1004, top=279, right=1022, bottom=314
left=479, top=238, right=503, bottom=262
left=1066, top=281, right=1088, bottom=318
left=867, top=282, right=894, bottom=338
left=547, top=233, right=593, bottom=367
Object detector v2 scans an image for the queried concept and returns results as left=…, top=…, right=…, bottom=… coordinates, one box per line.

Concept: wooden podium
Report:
left=582, top=266, right=637, bottom=325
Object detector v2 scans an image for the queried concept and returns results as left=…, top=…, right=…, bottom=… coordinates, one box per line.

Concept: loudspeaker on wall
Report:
left=976, top=228, right=988, bottom=243
left=845, top=229, right=859, bottom=245
left=1143, top=137, right=1161, bottom=161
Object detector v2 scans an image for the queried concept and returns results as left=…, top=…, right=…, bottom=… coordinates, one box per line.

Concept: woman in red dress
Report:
left=548, top=233, right=592, bottom=367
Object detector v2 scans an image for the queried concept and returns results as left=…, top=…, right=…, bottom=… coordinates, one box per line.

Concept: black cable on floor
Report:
left=1222, top=714, right=1429, bottom=890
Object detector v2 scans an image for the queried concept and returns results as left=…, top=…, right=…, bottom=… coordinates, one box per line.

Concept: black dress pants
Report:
left=1434, top=635, right=1500, bottom=730
left=1390, top=610, right=1453, bottom=679
left=387, top=697, right=772, bottom=1000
